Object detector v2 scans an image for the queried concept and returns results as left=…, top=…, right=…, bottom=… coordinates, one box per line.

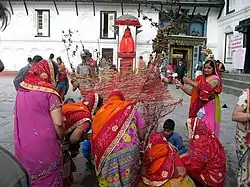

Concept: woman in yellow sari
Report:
left=138, top=132, right=195, bottom=187
left=91, top=90, right=145, bottom=187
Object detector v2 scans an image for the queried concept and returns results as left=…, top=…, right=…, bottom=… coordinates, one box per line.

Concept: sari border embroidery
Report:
left=31, top=155, right=62, bottom=181
left=47, top=59, right=56, bottom=86
left=91, top=93, right=99, bottom=115
left=66, top=118, right=91, bottom=134
left=96, top=104, right=138, bottom=175
left=20, top=82, right=60, bottom=97
left=142, top=175, right=168, bottom=186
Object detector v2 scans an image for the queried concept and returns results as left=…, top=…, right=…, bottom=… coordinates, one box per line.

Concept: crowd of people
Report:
left=0, top=2, right=250, bottom=187
left=0, top=53, right=229, bottom=187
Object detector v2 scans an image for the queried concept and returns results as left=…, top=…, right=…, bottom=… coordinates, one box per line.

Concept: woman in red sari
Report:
left=138, top=132, right=195, bottom=187
left=62, top=93, right=102, bottom=187
left=176, top=59, right=222, bottom=138
left=56, top=57, right=69, bottom=101
left=91, top=90, right=145, bottom=187
left=180, top=118, right=226, bottom=187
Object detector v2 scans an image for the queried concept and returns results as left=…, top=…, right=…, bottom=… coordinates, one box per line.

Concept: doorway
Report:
left=172, top=49, right=188, bottom=70
left=101, top=48, right=113, bottom=66
left=170, top=46, right=193, bottom=77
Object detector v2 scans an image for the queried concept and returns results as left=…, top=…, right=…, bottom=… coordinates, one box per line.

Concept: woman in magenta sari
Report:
left=176, top=59, right=222, bottom=138
left=14, top=59, right=65, bottom=186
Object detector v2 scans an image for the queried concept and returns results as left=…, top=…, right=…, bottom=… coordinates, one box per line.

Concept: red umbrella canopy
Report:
left=115, top=14, right=141, bottom=27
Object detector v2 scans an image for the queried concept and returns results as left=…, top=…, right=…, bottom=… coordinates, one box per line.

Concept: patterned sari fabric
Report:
left=181, top=118, right=226, bottom=187
left=61, top=93, right=100, bottom=187
left=138, top=132, right=195, bottom=187
left=92, top=90, right=141, bottom=187
left=56, top=64, right=69, bottom=101
left=20, top=59, right=59, bottom=95
left=15, top=60, right=63, bottom=186
left=235, top=88, right=250, bottom=187
left=189, top=59, right=222, bottom=138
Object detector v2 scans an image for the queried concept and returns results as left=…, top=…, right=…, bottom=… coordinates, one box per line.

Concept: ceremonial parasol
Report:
left=115, top=14, right=141, bottom=27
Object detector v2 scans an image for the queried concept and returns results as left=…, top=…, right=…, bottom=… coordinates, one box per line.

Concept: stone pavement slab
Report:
left=0, top=77, right=239, bottom=186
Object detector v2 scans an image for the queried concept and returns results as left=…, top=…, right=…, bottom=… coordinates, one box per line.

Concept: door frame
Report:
left=170, top=46, right=193, bottom=77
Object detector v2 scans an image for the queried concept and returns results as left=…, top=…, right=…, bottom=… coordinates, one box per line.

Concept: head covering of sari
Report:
left=82, top=93, right=101, bottom=115
left=189, top=59, right=222, bottom=118
left=181, top=118, right=226, bottom=186
left=141, top=132, right=186, bottom=186
left=20, top=59, right=59, bottom=97
left=91, top=90, right=135, bottom=175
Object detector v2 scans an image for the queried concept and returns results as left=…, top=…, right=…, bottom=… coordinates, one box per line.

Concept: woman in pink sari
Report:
left=14, top=59, right=65, bottom=186
left=176, top=59, right=222, bottom=138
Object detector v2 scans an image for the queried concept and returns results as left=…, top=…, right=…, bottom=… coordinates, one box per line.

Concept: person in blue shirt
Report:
left=163, top=119, right=186, bottom=155
left=81, top=130, right=94, bottom=170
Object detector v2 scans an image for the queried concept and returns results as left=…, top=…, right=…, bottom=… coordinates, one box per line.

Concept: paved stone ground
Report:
left=0, top=77, right=238, bottom=186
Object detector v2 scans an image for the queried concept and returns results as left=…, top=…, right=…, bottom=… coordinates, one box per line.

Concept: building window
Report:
left=226, top=0, right=235, bottom=15
left=224, top=32, right=234, bottom=63
left=34, top=10, right=50, bottom=37
left=100, top=11, right=116, bottom=39
left=189, top=22, right=204, bottom=36
left=101, top=48, right=113, bottom=63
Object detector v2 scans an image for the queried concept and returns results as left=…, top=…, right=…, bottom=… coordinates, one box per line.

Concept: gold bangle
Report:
left=248, top=113, right=250, bottom=121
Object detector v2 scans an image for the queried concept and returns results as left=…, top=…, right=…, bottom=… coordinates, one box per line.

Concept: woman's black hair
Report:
left=49, top=53, right=55, bottom=60
left=56, top=57, right=63, bottom=64
left=27, top=57, right=32, bottom=64
left=97, top=95, right=103, bottom=108
left=204, top=59, right=216, bottom=74
left=0, top=2, right=10, bottom=31
left=33, top=55, right=43, bottom=63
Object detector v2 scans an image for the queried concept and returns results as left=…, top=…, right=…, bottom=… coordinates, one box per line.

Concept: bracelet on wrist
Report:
left=247, top=113, right=250, bottom=121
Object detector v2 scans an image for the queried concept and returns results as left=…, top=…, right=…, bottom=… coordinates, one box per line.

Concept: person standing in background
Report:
left=216, top=60, right=226, bottom=72
left=137, top=56, right=146, bottom=73
left=147, top=54, right=153, bottom=67
left=174, top=60, right=186, bottom=87
left=55, top=57, right=69, bottom=101
left=13, top=56, right=43, bottom=91
left=195, top=61, right=203, bottom=78
left=49, top=53, right=60, bottom=86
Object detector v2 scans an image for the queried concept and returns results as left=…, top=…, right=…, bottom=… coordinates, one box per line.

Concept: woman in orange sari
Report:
left=62, top=93, right=103, bottom=187
left=91, top=90, right=145, bottom=187
left=138, top=132, right=195, bottom=187
left=176, top=59, right=222, bottom=138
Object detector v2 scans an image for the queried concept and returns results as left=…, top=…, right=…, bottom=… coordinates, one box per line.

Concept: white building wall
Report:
left=0, top=2, right=157, bottom=71
left=211, top=0, right=250, bottom=71
left=206, top=9, right=220, bottom=60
